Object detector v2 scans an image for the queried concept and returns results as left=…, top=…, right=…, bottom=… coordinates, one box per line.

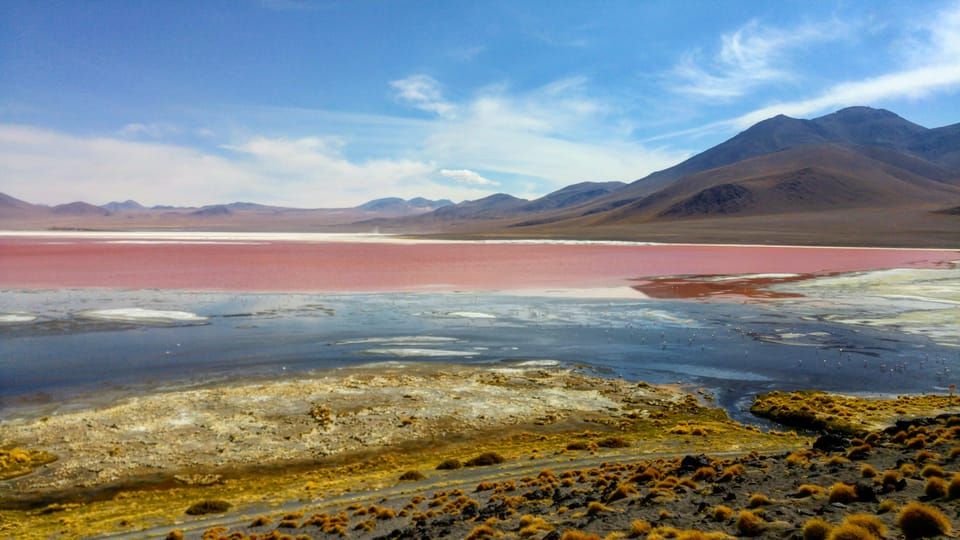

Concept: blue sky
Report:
left=1, top=0, right=959, bottom=207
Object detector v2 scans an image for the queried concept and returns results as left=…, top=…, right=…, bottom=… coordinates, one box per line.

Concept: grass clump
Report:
left=827, top=523, right=876, bottom=540
left=518, top=515, right=553, bottom=537
left=692, top=466, right=716, bottom=481
left=606, top=482, right=639, bottom=502
left=586, top=501, right=612, bottom=517
left=803, top=518, right=833, bottom=540
left=747, top=493, right=773, bottom=507
left=919, top=464, right=944, bottom=478
left=436, top=458, right=463, bottom=470
left=896, top=502, right=953, bottom=538
left=560, top=531, right=601, bottom=540
left=948, top=475, right=960, bottom=499
left=597, top=436, right=630, bottom=448
left=878, top=499, right=898, bottom=514
left=566, top=441, right=595, bottom=451
left=465, top=523, right=500, bottom=539
left=185, top=500, right=231, bottom=515
left=795, top=484, right=824, bottom=497
left=924, top=476, right=947, bottom=499
left=736, top=511, right=765, bottom=537
left=861, top=464, right=878, bottom=478
left=465, top=452, right=506, bottom=467
left=398, top=470, right=426, bottom=481
left=712, top=505, right=734, bottom=521
left=628, top=519, right=652, bottom=537
left=828, top=482, right=858, bottom=504
left=717, top=464, right=744, bottom=482
left=842, top=514, right=887, bottom=538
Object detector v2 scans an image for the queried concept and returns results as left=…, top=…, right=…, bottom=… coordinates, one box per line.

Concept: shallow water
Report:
left=1, top=286, right=957, bottom=423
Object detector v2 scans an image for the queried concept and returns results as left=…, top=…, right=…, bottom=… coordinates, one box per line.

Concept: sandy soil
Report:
left=0, top=365, right=679, bottom=495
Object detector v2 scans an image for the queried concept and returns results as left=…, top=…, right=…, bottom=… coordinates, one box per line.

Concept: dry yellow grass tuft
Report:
left=795, top=483, right=824, bottom=497
left=736, top=510, right=765, bottom=537
left=877, top=499, right=898, bottom=514
left=896, top=502, right=953, bottom=539
left=827, top=523, right=876, bottom=540
left=560, top=531, right=602, bottom=540
left=842, top=514, right=887, bottom=538
left=803, top=518, right=833, bottom=540
left=923, top=476, right=947, bottom=499
left=948, top=475, right=960, bottom=499
left=828, top=482, right=858, bottom=504
left=628, top=519, right=652, bottom=538
left=712, top=505, right=734, bottom=521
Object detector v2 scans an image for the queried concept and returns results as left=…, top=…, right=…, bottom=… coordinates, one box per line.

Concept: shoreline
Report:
left=2, top=229, right=960, bottom=251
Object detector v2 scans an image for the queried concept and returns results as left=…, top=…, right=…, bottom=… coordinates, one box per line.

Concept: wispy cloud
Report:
left=390, top=74, right=688, bottom=185
left=449, top=45, right=486, bottom=62
left=389, top=74, right=456, bottom=118
left=652, top=3, right=960, bottom=140
left=669, top=19, right=848, bottom=100
left=118, top=122, right=182, bottom=138
left=439, top=169, right=498, bottom=186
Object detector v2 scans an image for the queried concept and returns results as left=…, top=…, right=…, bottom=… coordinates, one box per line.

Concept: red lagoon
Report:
left=0, top=237, right=956, bottom=293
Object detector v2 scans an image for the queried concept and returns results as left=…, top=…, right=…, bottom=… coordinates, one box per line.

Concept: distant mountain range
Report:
left=1, top=107, right=958, bottom=246
left=0, top=195, right=456, bottom=231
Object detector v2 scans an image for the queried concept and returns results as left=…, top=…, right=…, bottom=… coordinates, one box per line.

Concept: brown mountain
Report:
left=380, top=107, right=959, bottom=246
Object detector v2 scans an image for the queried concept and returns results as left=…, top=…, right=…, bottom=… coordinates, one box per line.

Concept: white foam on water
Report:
left=78, top=308, right=208, bottom=323
left=513, top=359, right=561, bottom=367
left=446, top=311, right=496, bottom=319
left=335, top=336, right=459, bottom=345
left=361, top=348, right=477, bottom=357
left=0, top=313, right=37, bottom=323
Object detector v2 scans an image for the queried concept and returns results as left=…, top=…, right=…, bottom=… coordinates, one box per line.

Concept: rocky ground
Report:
left=171, top=413, right=960, bottom=540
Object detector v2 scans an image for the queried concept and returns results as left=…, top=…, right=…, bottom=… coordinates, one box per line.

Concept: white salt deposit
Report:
left=447, top=311, right=497, bottom=319
left=78, top=308, right=208, bottom=323
left=362, top=348, right=477, bottom=357
left=0, top=313, right=37, bottom=323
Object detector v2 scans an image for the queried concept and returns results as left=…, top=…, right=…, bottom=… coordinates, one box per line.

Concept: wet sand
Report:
left=0, top=235, right=956, bottom=292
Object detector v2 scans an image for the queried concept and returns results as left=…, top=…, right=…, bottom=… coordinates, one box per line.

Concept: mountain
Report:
left=485, top=107, right=960, bottom=246
left=589, top=144, right=958, bottom=224
left=0, top=192, right=39, bottom=212
left=357, top=184, right=628, bottom=230
left=356, top=197, right=453, bottom=212
left=51, top=202, right=110, bottom=216
left=611, top=107, right=956, bottom=201
left=102, top=200, right=145, bottom=212
left=518, top=181, right=626, bottom=212
left=0, top=192, right=460, bottom=231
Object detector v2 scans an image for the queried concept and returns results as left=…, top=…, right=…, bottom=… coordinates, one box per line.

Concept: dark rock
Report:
left=678, top=454, right=711, bottom=472
left=855, top=482, right=877, bottom=502
left=813, top=434, right=849, bottom=452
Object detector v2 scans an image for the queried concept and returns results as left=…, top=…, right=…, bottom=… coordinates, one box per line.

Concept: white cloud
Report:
left=389, top=74, right=456, bottom=117
left=652, top=3, right=960, bottom=140
left=439, top=169, right=498, bottom=186
left=414, top=77, right=686, bottom=185
left=669, top=19, right=847, bottom=100
left=118, top=122, right=183, bottom=138
left=0, top=125, right=494, bottom=207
